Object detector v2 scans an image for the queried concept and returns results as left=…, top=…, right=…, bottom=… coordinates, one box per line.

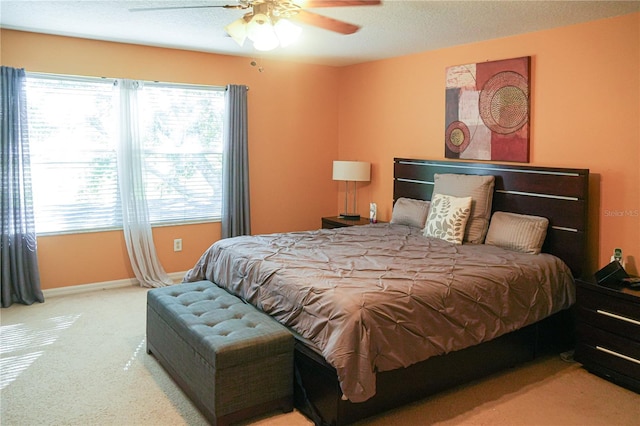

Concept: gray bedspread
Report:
left=183, top=223, right=575, bottom=402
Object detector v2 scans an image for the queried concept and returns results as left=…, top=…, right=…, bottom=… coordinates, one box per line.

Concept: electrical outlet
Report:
left=173, top=238, right=182, bottom=252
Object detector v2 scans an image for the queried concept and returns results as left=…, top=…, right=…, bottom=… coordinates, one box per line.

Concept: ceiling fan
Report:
left=130, top=1, right=382, bottom=51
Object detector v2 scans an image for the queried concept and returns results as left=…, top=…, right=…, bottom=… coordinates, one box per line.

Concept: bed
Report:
left=183, top=158, right=589, bottom=425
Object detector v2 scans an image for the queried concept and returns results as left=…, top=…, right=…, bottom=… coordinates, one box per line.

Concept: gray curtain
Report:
left=1, top=66, right=44, bottom=308
left=221, top=84, right=250, bottom=238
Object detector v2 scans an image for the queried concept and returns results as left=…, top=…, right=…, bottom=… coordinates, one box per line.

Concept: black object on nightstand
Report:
left=321, top=216, right=374, bottom=229
left=574, top=276, right=640, bottom=393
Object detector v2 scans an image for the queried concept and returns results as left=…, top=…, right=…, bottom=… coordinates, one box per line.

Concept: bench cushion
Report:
left=147, top=280, right=292, bottom=370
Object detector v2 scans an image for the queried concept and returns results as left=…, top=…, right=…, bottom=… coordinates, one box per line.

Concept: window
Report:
left=138, top=82, right=225, bottom=226
left=25, top=74, right=225, bottom=234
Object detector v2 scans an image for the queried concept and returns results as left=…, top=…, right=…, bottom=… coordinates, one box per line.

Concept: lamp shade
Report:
left=274, top=19, right=302, bottom=47
left=333, top=161, right=371, bottom=182
left=225, top=18, right=248, bottom=46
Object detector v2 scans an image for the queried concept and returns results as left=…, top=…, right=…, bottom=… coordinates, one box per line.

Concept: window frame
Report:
left=25, top=72, right=226, bottom=236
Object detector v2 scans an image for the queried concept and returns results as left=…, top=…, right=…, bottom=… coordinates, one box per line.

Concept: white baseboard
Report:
left=43, top=271, right=188, bottom=298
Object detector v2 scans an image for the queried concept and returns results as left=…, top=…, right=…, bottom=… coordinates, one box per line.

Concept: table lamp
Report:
left=332, top=161, right=371, bottom=220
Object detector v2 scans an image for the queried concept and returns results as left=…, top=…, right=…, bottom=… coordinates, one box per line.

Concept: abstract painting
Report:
left=445, top=56, right=530, bottom=162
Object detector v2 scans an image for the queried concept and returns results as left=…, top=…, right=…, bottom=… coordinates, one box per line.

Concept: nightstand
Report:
left=574, top=276, right=640, bottom=392
left=322, top=216, right=374, bottom=229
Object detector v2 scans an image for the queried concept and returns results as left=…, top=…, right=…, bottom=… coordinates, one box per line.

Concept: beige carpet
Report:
left=1, top=285, right=638, bottom=426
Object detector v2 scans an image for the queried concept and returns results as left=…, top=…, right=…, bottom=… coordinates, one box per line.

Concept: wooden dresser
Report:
left=574, top=277, right=640, bottom=392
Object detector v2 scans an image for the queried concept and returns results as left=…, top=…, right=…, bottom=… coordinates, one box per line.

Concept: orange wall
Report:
left=339, top=13, right=640, bottom=275
left=2, top=12, right=639, bottom=289
left=1, top=30, right=341, bottom=289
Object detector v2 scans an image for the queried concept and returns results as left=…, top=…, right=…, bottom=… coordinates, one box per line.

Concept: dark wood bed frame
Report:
left=293, top=158, right=589, bottom=426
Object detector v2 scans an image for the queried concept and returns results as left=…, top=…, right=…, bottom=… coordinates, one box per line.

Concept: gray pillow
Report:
left=484, top=211, right=549, bottom=254
left=391, top=198, right=431, bottom=228
left=433, top=173, right=495, bottom=244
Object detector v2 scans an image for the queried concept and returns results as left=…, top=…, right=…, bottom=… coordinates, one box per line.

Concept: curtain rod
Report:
left=26, top=71, right=226, bottom=91
left=226, top=85, right=250, bottom=91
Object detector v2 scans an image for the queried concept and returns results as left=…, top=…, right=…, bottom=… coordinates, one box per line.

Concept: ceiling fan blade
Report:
left=292, top=10, right=360, bottom=34
left=299, top=0, right=381, bottom=7
left=129, top=5, right=244, bottom=12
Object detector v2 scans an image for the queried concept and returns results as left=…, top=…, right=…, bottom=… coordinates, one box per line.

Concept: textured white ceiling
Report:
left=1, top=1, right=638, bottom=66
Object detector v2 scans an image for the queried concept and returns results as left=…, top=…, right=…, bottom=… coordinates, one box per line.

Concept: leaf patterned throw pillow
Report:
left=423, top=194, right=472, bottom=244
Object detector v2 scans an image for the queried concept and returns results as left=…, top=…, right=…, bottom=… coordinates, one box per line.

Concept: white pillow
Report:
left=391, top=198, right=431, bottom=228
left=485, top=211, right=549, bottom=254
left=423, top=194, right=472, bottom=244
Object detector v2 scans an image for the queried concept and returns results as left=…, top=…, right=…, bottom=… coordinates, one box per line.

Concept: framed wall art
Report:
left=445, top=56, right=531, bottom=162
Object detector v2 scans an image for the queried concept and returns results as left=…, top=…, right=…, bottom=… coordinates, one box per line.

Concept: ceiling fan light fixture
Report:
left=252, top=30, right=279, bottom=51
left=131, top=0, right=379, bottom=52
left=225, top=17, right=248, bottom=47
left=274, top=18, right=302, bottom=47
left=246, top=13, right=273, bottom=42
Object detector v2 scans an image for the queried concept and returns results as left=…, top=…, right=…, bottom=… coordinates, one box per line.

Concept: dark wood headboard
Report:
left=393, top=158, right=589, bottom=277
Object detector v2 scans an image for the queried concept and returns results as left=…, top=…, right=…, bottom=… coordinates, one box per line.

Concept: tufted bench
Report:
left=146, top=280, right=294, bottom=426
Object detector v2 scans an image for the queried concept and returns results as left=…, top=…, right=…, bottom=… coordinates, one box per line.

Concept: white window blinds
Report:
left=138, top=82, right=225, bottom=226
left=25, top=74, right=224, bottom=234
